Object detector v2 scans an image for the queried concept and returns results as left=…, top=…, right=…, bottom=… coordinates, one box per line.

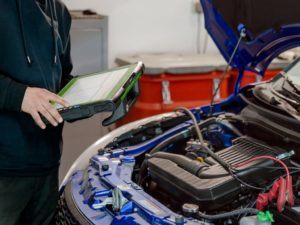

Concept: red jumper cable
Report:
left=232, top=156, right=294, bottom=212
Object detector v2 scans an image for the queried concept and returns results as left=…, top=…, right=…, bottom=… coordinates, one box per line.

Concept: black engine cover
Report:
left=148, top=137, right=288, bottom=211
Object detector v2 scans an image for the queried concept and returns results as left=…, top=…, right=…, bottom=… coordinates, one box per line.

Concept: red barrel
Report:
left=115, top=53, right=229, bottom=126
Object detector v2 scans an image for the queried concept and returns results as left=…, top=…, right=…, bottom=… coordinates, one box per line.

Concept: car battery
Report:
left=115, top=53, right=228, bottom=125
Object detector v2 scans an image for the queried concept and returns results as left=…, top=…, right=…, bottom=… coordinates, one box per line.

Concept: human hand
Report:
left=21, top=87, right=70, bottom=129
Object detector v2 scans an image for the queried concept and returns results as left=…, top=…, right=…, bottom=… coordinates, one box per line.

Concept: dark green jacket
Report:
left=0, top=0, right=72, bottom=176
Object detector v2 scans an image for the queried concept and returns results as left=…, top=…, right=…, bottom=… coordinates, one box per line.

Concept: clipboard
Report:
left=50, top=62, right=144, bottom=126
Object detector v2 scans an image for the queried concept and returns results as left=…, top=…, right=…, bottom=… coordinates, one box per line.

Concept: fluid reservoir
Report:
left=240, top=211, right=274, bottom=225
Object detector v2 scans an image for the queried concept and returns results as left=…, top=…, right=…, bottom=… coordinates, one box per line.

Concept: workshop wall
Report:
left=62, top=0, right=219, bottom=67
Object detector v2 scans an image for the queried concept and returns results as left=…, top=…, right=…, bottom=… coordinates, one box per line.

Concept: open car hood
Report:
left=201, top=0, right=300, bottom=77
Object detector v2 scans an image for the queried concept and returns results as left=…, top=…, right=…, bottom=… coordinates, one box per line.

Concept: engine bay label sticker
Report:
left=138, top=199, right=163, bottom=215
left=97, top=157, right=109, bottom=161
left=117, top=185, right=131, bottom=191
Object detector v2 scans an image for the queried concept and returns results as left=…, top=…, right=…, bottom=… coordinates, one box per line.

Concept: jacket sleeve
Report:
left=0, top=74, right=27, bottom=111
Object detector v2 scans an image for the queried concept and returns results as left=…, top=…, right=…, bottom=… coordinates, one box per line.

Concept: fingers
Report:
left=31, top=111, right=46, bottom=130
left=42, top=103, right=63, bottom=124
left=38, top=105, right=59, bottom=127
left=48, top=93, right=70, bottom=108
left=33, top=103, right=63, bottom=129
left=39, top=92, right=66, bottom=128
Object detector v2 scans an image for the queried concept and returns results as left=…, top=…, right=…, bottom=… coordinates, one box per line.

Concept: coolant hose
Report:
left=150, top=130, right=190, bottom=155
left=152, top=152, right=207, bottom=175
left=138, top=130, right=191, bottom=185
left=197, top=208, right=259, bottom=220
left=150, top=117, right=217, bottom=155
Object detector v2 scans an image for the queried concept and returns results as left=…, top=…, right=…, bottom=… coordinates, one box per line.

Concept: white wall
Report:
left=63, top=0, right=219, bottom=67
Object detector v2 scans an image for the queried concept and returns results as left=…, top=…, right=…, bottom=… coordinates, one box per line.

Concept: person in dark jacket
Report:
left=0, top=0, right=72, bottom=224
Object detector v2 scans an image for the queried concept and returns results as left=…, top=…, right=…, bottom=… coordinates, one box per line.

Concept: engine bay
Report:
left=102, top=75, right=300, bottom=224
left=59, top=73, right=300, bottom=225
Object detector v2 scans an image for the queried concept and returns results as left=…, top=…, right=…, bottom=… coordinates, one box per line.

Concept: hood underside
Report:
left=201, top=0, right=300, bottom=74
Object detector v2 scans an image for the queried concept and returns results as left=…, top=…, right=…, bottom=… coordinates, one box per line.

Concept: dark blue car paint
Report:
left=69, top=156, right=212, bottom=225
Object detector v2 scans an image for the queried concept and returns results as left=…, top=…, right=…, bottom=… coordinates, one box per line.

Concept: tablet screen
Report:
left=55, top=66, right=132, bottom=109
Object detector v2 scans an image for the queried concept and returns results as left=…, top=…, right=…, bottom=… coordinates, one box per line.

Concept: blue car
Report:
left=57, top=1, right=300, bottom=224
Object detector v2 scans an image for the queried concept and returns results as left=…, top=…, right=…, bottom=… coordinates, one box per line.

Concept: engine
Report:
left=146, top=137, right=290, bottom=212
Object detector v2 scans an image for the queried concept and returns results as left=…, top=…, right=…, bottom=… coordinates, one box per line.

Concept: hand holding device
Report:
left=21, top=87, right=70, bottom=129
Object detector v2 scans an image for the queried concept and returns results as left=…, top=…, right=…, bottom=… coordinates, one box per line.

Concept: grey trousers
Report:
left=0, top=170, right=58, bottom=225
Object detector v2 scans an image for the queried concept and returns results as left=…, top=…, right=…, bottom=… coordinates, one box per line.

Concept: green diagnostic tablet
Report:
left=52, top=62, right=144, bottom=126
